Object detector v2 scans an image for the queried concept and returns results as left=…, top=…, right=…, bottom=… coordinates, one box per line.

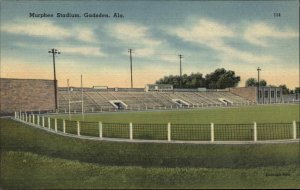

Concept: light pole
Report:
left=48, top=48, right=60, bottom=112
left=128, top=49, right=133, bottom=88
left=257, top=67, right=261, bottom=103
left=179, top=54, right=183, bottom=88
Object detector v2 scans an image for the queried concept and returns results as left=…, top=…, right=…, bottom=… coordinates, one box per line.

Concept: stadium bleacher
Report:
left=58, top=88, right=253, bottom=113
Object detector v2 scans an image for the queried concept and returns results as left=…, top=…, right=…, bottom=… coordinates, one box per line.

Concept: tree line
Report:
left=155, top=68, right=299, bottom=94
left=155, top=68, right=240, bottom=89
left=245, top=78, right=299, bottom=94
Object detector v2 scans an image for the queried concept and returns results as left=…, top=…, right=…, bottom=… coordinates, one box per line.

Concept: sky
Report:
left=0, top=0, right=299, bottom=89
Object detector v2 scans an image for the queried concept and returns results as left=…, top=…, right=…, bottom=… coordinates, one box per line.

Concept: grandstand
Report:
left=1, top=78, right=295, bottom=115
left=57, top=87, right=253, bottom=113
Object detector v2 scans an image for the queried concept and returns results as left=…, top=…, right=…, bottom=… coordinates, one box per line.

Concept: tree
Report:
left=156, top=69, right=240, bottom=89
left=187, top=73, right=206, bottom=88
left=259, top=80, right=267, bottom=87
left=155, top=72, right=205, bottom=88
left=205, top=68, right=240, bottom=89
left=294, top=87, right=300, bottom=93
left=245, top=78, right=256, bottom=87
left=245, top=78, right=267, bottom=87
left=278, top=84, right=290, bottom=94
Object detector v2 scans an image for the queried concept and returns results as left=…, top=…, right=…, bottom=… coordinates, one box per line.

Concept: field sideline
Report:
left=56, top=104, right=299, bottom=124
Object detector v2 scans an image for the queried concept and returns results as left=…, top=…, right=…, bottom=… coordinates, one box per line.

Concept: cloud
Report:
left=111, top=23, right=147, bottom=40
left=159, top=54, right=178, bottom=63
left=11, top=41, right=105, bottom=57
left=108, top=22, right=162, bottom=57
left=1, top=20, right=70, bottom=39
left=170, top=18, right=276, bottom=64
left=1, top=20, right=97, bottom=43
left=60, top=46, right=104, bottom=57
left=73, top=26, right=97, bottom=43
left=172, top=19, right=234, bottom=44
left=244, top=22, right=298, bottom=47
left=215, top=41, right=275, bottom=64
left=134, top=48, right=155, bottom=57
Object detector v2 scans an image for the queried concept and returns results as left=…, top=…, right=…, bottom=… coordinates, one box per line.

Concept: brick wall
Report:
left=0, top=78, right=55, bottom=113
left=228, top=87, right=257, bottom=102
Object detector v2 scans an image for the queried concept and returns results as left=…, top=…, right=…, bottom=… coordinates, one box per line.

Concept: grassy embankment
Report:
left=1, top=117, right=300, bottom=189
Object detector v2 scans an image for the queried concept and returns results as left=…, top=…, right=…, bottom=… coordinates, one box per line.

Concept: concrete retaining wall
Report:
left=0, top=78, right=55, bottom=114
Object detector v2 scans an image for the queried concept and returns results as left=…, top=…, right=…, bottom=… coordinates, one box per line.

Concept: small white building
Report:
left=145, top=84, right=173, bottom=92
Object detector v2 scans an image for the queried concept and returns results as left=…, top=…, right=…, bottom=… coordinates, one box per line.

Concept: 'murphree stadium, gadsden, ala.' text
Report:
left=29, top=12, right=124, bottom=18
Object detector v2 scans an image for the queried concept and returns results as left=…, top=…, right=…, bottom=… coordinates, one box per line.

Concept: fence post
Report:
left=25, top=113, right=28, bottom=122
left=99, top=121, right=102, bottom=138
left=37, top=115, right=40, bottom=126
left=293, top=120, right=296, bottom=140
left=19, top=112, right=22, bottom=120
left=254, top=122, right=257, bottom=142
left=48, top=117, right=50, bottom=129
left=14, top=112, right=17, bottom=119
left=54, top=118, right=57, bottom=132
left=32, top=114, right=35, bottom=124
left=129, top=122, right=133, bottom=140
left=42, top=116, right=45, bottom=127
left=77, top=121, right=80, bottom=136
left=168, top=122, right=171, bottom=141
left=211, top=123, right=214, bottom=142
left=63, top=119, right=66, bottom=133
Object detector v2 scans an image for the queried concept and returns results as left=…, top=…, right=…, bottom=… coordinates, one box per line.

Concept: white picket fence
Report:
left=14, top=112, right=299, bottom=143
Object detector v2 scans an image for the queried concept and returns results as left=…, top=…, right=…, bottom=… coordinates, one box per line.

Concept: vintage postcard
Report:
left=0, top=0, right=299, bottom=189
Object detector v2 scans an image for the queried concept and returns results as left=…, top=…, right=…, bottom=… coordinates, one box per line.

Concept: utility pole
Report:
left=257, top=67, right=261, bottom=103
left=179, top=54, right=183, bottom=88
left=128, top=49, right=134, bottom=88
left=48, top=48, right=60, bottom=112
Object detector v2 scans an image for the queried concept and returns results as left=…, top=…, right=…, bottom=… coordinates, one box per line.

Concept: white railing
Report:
left=14, top=112, right=299, bottom=144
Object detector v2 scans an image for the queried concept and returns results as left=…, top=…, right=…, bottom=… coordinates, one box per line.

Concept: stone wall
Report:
left=228, top=87, right=257, bottom=102
left=0, top=78, right=55, bottom=114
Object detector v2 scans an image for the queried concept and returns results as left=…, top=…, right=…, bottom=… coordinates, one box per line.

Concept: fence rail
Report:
left=14, top=112, right=300, bottom=143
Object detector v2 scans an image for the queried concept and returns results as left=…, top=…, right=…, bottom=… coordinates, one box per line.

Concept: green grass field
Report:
left=47, top=104, right=300, bottom=141
left=1, top=116, right=300, bottom=189
left=58, top=104, right=299, bottom=124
